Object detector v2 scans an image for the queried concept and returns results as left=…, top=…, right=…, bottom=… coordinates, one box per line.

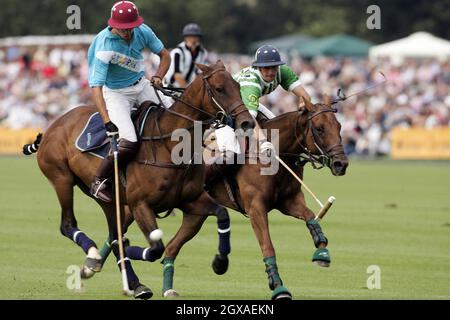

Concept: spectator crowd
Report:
left=1, top=45, right=449, bottom=156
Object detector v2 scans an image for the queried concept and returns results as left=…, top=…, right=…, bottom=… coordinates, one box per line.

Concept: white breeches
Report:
left=102, top=77, right=173, bottom=142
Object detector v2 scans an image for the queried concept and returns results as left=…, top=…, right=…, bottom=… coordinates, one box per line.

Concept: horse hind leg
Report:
left=120, top=201, right=165, bottom=264
left=212, top=205, right=230, bottom=275
left=52, top=178, right=102, bottom=279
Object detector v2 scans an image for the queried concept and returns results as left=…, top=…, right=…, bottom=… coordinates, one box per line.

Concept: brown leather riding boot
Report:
left=90, top=139, right=139, bottom=203
left=90, top=154, right=114, bottom=202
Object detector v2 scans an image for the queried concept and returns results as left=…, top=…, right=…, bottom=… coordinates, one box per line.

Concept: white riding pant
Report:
left=213, top=103, right=276, bottom=153
left=102, top=77, right=173, bottom=142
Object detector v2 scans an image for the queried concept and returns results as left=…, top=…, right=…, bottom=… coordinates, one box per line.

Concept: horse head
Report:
left=296, top=95, right=348, bottom=176
left=195, top=60, right=255, bottom=132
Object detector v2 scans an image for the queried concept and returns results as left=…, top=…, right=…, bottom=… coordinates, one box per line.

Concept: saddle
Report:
left=75, top=102, right=159, bottom=159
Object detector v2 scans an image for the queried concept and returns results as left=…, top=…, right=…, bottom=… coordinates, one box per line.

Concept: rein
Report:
left=151, top=68, right=247, bottom=128
left=280, top=106, right=345, bottom=169
left=136, top=67, right=247, bottom=168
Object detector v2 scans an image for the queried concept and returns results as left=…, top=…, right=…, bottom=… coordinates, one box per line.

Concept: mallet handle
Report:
left=112, top=139, right=132, bottom=295
left=275, top=155, right=324, bottom=208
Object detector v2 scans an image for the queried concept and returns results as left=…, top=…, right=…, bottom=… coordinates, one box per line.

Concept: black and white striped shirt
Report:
left=164, top=41, right=208, bottom=88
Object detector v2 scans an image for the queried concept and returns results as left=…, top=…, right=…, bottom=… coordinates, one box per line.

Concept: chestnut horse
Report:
left=25, top=61, right=254, bottom=299
left=160, top=97, right=349, bottom=299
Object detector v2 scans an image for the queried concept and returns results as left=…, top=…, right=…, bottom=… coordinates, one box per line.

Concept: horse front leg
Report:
left=246, top=197, right=292, bottom=300
left=280, top=192, right=330, bottom=267
left=162, top=191, right=219, bottom=298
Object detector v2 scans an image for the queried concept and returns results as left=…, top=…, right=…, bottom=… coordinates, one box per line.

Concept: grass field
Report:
left=0, top=156, right=449, bottom=300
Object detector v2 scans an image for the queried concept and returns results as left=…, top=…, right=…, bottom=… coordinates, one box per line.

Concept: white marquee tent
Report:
left=369, top=32, right=450, bottom=63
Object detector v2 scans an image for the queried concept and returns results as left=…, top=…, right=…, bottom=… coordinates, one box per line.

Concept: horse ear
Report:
left=323, top=94, right=331, bottom=105
left=215, top=60, right=226, bottom=70
left=298, top=105, right=307, bottom=115
left=302, top=96, right=314, bottom=112
left=196, top=63, right=211, bottom=74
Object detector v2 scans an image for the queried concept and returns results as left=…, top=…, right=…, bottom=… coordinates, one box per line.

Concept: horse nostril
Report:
left=332, top=159, right=348, bottom=175
left=240, top=120, right=255, bottom=131
left=333, top=161, right=343, bottom=169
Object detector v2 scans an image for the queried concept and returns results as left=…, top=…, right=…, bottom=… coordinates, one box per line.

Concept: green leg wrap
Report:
left=162, top=257, right=175, bottom=294
left=263, top=256, right=283, bottom=290
left=306, top=219, right=328, bottom=248
left=99, top=239, right=112, bottom=266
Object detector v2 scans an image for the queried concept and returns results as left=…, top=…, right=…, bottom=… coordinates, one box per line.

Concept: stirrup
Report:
left=91, top=178, right=112, bottom=203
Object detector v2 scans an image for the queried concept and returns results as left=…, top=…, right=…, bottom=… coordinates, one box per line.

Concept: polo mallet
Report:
left=111, top=136, right=133, bottom=296
left=331, top=71, right=386, bottom=105
left=274, top=154, right=335, bottom=221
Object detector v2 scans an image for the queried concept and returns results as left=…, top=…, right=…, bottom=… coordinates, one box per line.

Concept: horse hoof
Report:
left=312, top=248, right=331, bottom=268
left=80, top=266, right=95, bottom=279
left=212, top=254, right=229, bottom=275
left=313, top=260, right=330, bottom=268
left=134, top=284, right=153, bottom=300
left=80, top=257, right=102, bottom=279
left=271, top=286, right=292, bottom=300
left=163, top=289, right=179, bottom=298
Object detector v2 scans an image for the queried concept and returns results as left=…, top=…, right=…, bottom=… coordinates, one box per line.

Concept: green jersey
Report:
left=233, top=65, right=301, bottom=113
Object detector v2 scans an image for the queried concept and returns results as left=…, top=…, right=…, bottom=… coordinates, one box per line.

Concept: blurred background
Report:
left=1, top=0, right=450, bottom=159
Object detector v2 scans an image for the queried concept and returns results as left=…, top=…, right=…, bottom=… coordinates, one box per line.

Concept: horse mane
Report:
left=261, top=102, right=329, bottom=130
left=261, top=110, right=301, bottom=129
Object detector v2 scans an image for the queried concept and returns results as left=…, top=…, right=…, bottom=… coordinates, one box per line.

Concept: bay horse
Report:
left=24, top=61, right=254, bottom=299
left=160, top=96, right=349, bottom=299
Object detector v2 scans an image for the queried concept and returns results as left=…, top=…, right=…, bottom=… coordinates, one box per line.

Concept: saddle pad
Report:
left=75, top=112, right=110, bottom=159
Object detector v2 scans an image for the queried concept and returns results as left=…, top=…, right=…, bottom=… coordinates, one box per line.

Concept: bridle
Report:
left=153, top=68, right=248, bottom=128
left=291, top=105, right=346, bottom=169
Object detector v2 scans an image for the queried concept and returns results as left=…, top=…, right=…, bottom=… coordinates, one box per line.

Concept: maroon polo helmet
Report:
left=108, top=1, right=144, bottom=29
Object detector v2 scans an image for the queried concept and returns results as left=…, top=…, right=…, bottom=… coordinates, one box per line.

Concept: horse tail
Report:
left=22, top=133, right=43, bottom=155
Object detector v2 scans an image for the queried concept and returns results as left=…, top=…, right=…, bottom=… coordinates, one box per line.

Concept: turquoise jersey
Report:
left=88, top=24, right=164, bottom=89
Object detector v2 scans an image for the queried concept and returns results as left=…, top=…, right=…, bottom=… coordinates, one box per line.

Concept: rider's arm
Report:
left=279, top=65, right=311, bottom=105
left=291, top=85, right=311, bottom=105
left=239, top=85, right=262, bottom=118
left=91, top=86, right=110, bottom=124
left=88, top=42, right=110, bottom=123
left=154, top=48, right=171, bottom=82
left=141, top=24, right=171, bottom=83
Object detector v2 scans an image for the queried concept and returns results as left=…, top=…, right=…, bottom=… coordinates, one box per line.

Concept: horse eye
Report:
left=215, top=87, right=224, bottom=93
left=317, top=126, right=325, bottom=134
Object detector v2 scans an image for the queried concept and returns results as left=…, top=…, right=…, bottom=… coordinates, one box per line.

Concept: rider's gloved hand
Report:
left=260, top=140, right=276, bottom=157
left=104, top=121, right=119, bottom=137
left=151, top=75, right=163, bottom=86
